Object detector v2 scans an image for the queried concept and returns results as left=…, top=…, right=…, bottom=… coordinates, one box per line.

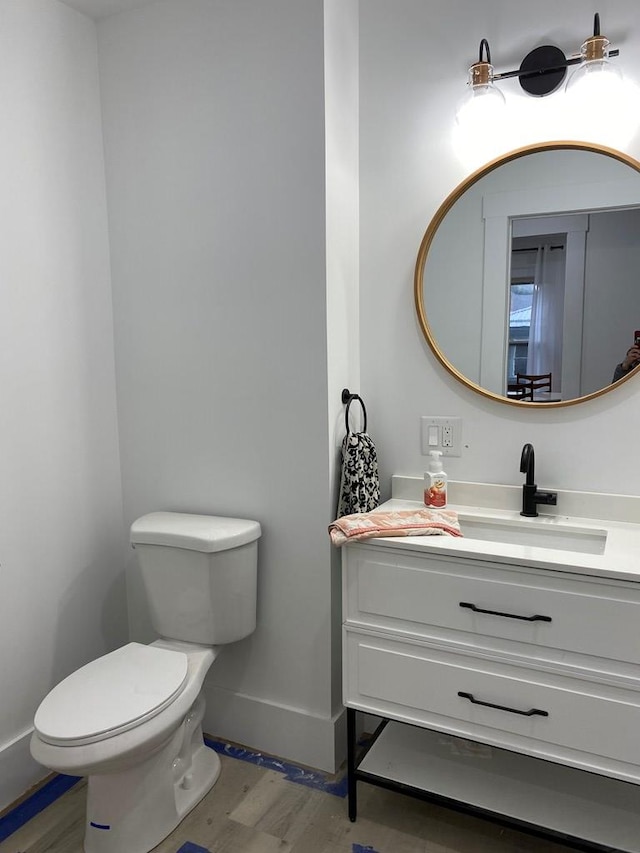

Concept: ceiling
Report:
left=59, top=0, right=157, bottom=19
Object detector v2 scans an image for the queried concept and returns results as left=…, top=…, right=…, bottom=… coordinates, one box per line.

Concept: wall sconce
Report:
left=453, top=12, right=637, bottom=170
left=457, top=12, right=620, bottom=110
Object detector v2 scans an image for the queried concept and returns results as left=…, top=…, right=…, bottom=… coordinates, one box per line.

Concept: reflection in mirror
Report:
left=415, top=143, right=640, bottom=407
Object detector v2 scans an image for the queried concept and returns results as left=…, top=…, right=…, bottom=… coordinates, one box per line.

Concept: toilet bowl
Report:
left=31, top=640, right=220, bottom=853
left=30, top=512, right=261, bottom=853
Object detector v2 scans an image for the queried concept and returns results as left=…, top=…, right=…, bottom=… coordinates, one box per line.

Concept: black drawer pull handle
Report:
left=458, top=691, right=549, bottom=717
left=459, top=601, right=552, bottom=623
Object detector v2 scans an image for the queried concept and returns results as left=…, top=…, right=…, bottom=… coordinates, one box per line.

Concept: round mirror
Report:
left=415, top=142, right=640, bottom=407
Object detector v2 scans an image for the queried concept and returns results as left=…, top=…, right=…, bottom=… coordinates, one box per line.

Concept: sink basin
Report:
left=459, top=516, right=607, bottom=555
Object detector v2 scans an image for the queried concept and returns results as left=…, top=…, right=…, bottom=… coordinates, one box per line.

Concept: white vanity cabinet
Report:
left=342, top=539, right=640, bottom=852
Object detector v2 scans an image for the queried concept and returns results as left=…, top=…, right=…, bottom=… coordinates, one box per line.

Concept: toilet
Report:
left=30, top=511, right=261, bottom=853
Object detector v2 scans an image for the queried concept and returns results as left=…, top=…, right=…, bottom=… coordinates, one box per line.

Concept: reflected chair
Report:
left=515, top=372, right=552, bottom=401
left=507, top=383, right=527, bottom=399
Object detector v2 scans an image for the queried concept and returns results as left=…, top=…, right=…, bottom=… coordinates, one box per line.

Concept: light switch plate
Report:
left=421, top=416, right=462, bottom=457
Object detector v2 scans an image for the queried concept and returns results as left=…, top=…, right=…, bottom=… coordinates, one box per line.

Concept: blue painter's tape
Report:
left=1, top=736, right=348, bottom=845
left=203, top=736, right=348, bottom=798
left=89, top=821, right=111, bottom=830
left=0, top=774, right=81, bottom=843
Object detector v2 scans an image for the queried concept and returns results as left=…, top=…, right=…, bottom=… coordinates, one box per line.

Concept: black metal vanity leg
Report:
left=347, top=707, right=357, bottom=821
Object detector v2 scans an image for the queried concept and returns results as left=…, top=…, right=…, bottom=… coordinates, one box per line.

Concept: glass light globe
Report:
left=564, top=37, right=628, bottom=147
left=453, top=55, right=510, bottom=169
left=565, top=36, right=623, bottom=102
left=455, top=63, right=506, bottom=129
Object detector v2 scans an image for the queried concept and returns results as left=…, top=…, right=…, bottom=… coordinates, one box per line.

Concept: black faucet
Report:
left=519, top=443, right=558, bottom=517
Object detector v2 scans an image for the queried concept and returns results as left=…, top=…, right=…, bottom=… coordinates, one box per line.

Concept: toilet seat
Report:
left=34, top=643, right=189, bottom=747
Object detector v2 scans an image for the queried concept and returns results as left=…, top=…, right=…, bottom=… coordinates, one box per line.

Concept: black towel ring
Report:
left=341, top=388, right=367, bottom=433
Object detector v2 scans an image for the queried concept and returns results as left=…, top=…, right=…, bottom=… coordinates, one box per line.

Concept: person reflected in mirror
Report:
left=612, top=345, right=640, bottom=383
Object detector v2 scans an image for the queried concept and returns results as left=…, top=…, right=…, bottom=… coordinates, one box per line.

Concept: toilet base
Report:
left=83, top=694, right=219, bottom=853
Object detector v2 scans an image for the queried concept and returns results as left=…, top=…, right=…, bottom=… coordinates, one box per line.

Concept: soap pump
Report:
left=424, top=450, right=448, bottom=508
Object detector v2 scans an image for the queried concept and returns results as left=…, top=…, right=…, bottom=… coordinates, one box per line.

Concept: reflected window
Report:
left=507, top=282, right=533, bottom=384
left=509, top=237, right=566, bottom=395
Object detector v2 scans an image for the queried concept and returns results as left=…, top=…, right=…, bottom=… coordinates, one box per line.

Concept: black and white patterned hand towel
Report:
left=337, top=431, right=380, bottom=517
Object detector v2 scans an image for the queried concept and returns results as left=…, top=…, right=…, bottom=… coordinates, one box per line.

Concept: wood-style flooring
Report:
left=0, top=738, right=578, bottom=853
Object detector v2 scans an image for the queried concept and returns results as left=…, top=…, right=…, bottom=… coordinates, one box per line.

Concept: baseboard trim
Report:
left=0, top=729, right=80, bottom=842
left=0, top=726, right=346, bottom=846
left=0, top=728, right=51, bottom=816
left=203, top=685, right=346, bottom=773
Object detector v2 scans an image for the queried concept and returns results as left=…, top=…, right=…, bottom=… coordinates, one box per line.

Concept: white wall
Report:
left=359, top=0, right=640, bottom=497
left=97, top=0, right=342, bottom=772
left=0, top=0, right=127, bottom=810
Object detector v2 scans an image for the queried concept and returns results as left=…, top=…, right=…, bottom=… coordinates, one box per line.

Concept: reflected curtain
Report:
left=526, top=244, right=565, bottom=390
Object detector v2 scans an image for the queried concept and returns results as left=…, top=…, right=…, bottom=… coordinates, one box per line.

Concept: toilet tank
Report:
left=130, top=512, right=261, bottom=645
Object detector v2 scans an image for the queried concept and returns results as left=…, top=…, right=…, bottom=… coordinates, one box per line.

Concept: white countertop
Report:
left=357, top=479, right=640, bottom=583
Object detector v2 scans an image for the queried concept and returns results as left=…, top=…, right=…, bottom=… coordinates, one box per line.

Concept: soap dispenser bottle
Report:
left=424, top=450, right=448, bottom=508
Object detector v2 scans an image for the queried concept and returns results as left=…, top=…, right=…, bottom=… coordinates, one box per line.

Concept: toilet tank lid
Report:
left=130, top=511, right=261, bottom=552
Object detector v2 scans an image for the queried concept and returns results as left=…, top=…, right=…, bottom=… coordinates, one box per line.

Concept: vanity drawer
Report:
left=344, top=631, right=640, bottom=767
left=344, top=546, right=640, bottom=665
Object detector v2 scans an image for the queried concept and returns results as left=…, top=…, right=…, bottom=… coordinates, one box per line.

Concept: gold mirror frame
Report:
left=414, top=141, right=640, bottom=408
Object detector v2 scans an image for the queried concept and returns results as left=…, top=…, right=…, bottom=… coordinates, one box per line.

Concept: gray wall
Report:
left=97, top=0, right=343, bottom=771
left=582, top=208, right=640, bottom=393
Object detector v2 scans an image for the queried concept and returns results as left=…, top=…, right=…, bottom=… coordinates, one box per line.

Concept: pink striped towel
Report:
left=329, top=508, right=462, bottom=547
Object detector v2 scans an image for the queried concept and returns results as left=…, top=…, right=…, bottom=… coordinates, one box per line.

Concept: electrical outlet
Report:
left=421, top=417, right=462, bottom=457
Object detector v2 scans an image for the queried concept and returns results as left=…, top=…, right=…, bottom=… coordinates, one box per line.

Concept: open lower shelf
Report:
left=357, top=721, right=640, bottom=852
